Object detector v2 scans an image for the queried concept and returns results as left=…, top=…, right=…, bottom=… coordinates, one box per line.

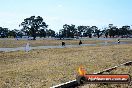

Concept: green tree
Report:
left=67, top=24, right=77, bottom=38
left=77, top=26, right=85, bottom=37
left=8, top=30, right=16, bottom=38
left=20, top=16, right=48, bottom=40
left=0, top=27, right=9, bottom=38
left=38, top=29, right=46, bottom=38
left=60, top=24, right=77, bottom=38
left=46, top=29, right=55, bottom=37
left=82, top=26, right=93, bottom=38
left=91, top=26, right=100, bottom=38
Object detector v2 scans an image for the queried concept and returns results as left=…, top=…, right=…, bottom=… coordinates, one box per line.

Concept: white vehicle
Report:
left=22, top=36, right=33, bottom=40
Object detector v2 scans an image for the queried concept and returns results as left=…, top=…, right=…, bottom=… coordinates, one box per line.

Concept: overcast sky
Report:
left=0, top=0, right=132, bottom=32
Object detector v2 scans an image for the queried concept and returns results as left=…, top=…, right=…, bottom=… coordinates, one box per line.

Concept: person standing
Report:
left=25, top=43, right=30, bottom=52
left=62, top=41, right=65, bottom=46
left=79, top=40, right=82, bottom=45
left=118, top=39, right=120, bottom=44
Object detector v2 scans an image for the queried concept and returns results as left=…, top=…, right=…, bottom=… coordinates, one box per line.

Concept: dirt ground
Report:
left=0, top=44, right=132, bottom=88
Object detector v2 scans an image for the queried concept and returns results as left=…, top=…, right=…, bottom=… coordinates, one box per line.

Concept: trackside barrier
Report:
left=50, top=80, right=78, bottom=88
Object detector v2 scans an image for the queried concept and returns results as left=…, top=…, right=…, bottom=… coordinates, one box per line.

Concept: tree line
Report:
left=0, top=16, right=55, bottom=40
left=0, top=16, right=132, bottom=40
left=59, top=24, right=132, bottom=39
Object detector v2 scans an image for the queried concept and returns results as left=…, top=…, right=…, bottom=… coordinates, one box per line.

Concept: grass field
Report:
left=0, top=38, right=132, bottom=48
left=0, top=43, right=132, bottom=88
